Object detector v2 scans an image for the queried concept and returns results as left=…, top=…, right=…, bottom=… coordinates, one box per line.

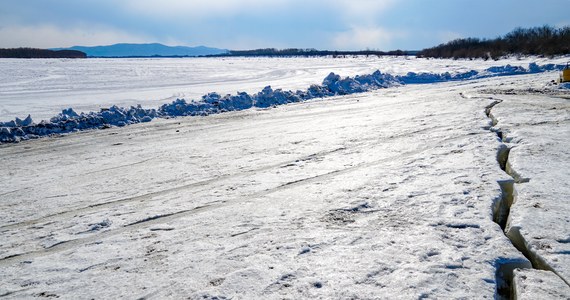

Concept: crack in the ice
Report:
left=495, top=258, right=532, bottom=299
left=482, top=95, right=570, bottom=298
left=493, top=179, right=515, bottom=231
left=485, top=98, right=530, bottom=299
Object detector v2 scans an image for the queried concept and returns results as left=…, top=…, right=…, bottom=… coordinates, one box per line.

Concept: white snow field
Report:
left=0, top=57, right=569, bottom=299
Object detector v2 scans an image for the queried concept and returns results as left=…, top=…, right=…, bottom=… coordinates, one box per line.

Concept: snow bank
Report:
left=0, top=63, right=565, bottom=143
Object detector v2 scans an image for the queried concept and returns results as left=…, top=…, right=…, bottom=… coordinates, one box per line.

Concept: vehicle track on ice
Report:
left=0, top=130, right=482, bottom=265
left=0, top=95, right=434, bottom=231
left=0, top=114, right=452, bottom=233
left=482, top=95, right=570, bottom=299
left=0, top=145, right=353, bottom=232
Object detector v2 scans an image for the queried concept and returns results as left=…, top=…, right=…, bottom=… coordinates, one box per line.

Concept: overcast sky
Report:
left=0, top=0, right=568, bottom=50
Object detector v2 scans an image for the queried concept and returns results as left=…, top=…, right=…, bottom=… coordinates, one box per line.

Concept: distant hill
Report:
left=52, top=43, right=228, bottom=57
left=0, top=48, right=86, bottom=58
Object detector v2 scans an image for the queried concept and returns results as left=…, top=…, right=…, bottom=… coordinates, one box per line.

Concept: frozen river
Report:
left=0, top=56, right=564, bottom=121
left=0, top=57, right=569, bottom=298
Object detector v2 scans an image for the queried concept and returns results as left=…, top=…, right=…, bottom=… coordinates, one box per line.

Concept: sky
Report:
left=0, top=0, right=568, bottom=51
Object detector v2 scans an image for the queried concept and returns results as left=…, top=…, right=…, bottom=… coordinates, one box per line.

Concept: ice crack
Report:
left=483, top=96, right=570, bottom=299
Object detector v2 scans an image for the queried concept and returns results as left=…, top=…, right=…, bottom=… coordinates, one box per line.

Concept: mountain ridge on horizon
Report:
left=52, top=43, right=228, bottom=57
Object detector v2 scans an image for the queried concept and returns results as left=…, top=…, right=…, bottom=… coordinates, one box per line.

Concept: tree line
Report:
left=210, top=48, right=416, bottom=57
left=418, top=26, right=570, bottom=59
left=0, top=48, right=86, bottom=58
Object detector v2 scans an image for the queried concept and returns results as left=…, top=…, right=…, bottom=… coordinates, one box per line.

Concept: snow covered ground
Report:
left=0, top=57, right=569, bottom=298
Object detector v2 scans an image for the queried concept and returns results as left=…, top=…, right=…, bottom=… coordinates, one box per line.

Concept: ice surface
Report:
left=0, top=60, right=566, bottom=143
left=513, top=269, right=570, bottom=299
left=0, top=58, right=568, bottom=298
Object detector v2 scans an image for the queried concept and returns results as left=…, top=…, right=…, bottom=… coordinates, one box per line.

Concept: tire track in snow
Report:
left=0, top=146, right=348, bottom=232
left=73, top=158, right=154, bottom=177
left=0, top=131, right=484, bottom=265
left=0, top=111, right=448, bottom=232
left=0, top=202, right=222, bottom=263
left=0, top=93, right=426, bottom=224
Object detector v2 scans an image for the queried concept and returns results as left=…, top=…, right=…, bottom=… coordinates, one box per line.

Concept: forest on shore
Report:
left=418, top=26, right=570, bottom=59
left=211, top=48, right=415, bottom=57
left=0, top=48, right=86, bottom=58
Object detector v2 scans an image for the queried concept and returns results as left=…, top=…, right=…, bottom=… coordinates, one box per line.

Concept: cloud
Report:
left=0, top=0, right=402, bottom=49
left=327, top=0, right=401, bottom=50
left=332, top=0, right=396, bottom=21
left=1, top=0, right=570, bottom=50
left=122, top=0, right=293, bottom=19
left=330, top=0, right=395, bottom=15
left=0, top=24, right=150, bottom=48
left=333, top=26, right=405, bottom=50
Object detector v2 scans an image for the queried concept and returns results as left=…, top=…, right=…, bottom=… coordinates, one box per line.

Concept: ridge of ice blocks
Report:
left=0, top=62, right=565, bottom=144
